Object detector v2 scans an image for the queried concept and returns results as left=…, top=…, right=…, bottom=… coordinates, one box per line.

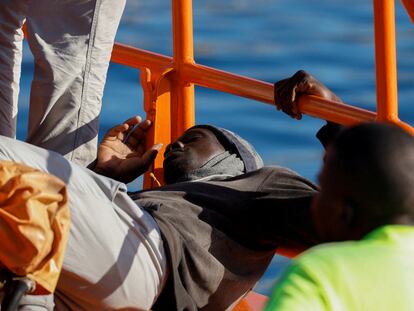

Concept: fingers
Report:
left=123, top=115, right=142, bottom=126
left=290, top=84, right=303, bottom=120
left=273, top=78, right=289, bottom=111
left=124, top=119, right=153, bottom=148
left=152, top=143, right=163, bottom=151
left=105, top=123, right=129, bottom=140
left=274, top=70, right=313, bottom=120
left=274, top=78, right=302, bottom=119
left=121, top=116, right=145, bottom=142
left=128, top=143, right=163, bottom=175
left=105, top=116, right=143, bottom=140
left=143, top=144, right=163, bottom=167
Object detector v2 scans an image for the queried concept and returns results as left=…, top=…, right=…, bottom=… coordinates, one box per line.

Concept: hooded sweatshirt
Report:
left=130, top=126, right=319, bottom=311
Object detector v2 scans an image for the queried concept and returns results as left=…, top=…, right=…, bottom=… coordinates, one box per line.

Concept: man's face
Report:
left=311, top=146, right=350, bottom=242
left=163, top=128, right=225, bottom=184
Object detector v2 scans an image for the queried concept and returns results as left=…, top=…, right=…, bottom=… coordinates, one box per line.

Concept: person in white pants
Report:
left=0, top=0, right=126, bottom=166
left=0, top=118, right=168, bottom=310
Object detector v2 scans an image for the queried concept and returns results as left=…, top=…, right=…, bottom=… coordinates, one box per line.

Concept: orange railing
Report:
left=110, top=0, right=413, bottom=310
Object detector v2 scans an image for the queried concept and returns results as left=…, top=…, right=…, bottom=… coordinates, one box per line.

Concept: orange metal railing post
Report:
left=171, top=0, right=196, bottom=140
left=373, top=0, right=399, bottom=122
left=141, top=68, right=172, bottom=188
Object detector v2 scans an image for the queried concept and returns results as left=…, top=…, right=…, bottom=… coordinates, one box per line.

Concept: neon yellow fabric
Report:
left=265, top=225, right=414, bottom=311
left=0, top=161, right=70, bottom=294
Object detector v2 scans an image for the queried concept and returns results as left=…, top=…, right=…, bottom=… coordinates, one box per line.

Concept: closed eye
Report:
left=181, top=135, right=203, bottom=143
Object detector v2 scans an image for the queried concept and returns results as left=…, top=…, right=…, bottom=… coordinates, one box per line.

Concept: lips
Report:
left=164, top=149, right=184, bottom=161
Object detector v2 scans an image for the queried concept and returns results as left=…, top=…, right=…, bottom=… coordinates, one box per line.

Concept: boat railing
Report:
left=110, top=0, right=414, bottom=192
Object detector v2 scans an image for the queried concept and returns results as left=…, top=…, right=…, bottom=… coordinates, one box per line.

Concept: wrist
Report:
left=87, top=159, right=98, bottom=171
left=94, top=163, right=113, bottom=178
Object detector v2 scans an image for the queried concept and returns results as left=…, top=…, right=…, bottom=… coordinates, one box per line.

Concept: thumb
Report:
left=139, top=144, right=163, bottom=172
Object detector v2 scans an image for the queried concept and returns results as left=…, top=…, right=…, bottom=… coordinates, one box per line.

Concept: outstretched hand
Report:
left=95, top=116, right=162, bottom=183
left=274, top=70, right=343, bottom=120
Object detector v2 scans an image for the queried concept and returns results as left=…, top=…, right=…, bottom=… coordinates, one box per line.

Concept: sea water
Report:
left=17, top=0, right=414, bottom=297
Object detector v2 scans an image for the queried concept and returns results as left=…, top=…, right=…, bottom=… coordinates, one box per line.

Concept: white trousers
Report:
left=0, top=135, right=168, bottom=310
left=0, top=0, right=125, bottom=166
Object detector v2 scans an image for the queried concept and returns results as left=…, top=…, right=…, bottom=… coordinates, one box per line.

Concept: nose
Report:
left=171, top=140, right=185, bottom=150
left=165, top=140, right=184, bottom=155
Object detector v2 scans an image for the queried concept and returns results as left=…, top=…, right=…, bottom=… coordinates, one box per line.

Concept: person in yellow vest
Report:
left=266, top=71, right=414, bottom=310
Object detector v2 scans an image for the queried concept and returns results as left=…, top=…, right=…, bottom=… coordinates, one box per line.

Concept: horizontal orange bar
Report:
left=112, top=43, right=171, bottom=69
left=182, top=62, right=274, bottom=104
left=298, top=95, right=376, bottom=125
left=182, top=62, right=377, bottom=126
left=110, top=43, right=414, bottom=132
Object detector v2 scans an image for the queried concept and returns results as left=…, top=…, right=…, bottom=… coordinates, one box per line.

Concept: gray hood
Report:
left=177, top=125, right=263, bottom=182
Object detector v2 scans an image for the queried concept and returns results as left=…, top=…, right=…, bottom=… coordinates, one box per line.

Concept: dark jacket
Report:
left=131, top=123, right=339, bottom=310
left=131, top=166, right=319, bottom=310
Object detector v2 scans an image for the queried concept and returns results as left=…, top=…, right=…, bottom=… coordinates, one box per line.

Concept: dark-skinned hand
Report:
left=95, top=116, right=162, bottom=184
left=274, top=70, right=343, bottom=120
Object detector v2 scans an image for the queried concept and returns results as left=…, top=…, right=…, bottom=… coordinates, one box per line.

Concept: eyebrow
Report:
left=183, top=129, right=208, bottom=137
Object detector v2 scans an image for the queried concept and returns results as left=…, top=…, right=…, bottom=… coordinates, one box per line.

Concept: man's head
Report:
left=163, top=125, right=263, bottom=184
left=312, top=122, right=414, bottom=242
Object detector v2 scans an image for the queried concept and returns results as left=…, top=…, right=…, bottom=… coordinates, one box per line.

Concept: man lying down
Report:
left=0, top=118, right=316, bottom=310
left=0, top=116, right=320, bottom=310
left=0, top=71, right=342, bottom=311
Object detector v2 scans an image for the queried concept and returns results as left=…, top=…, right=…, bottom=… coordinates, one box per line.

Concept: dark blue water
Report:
left=17, top=0, right=414, bottom=297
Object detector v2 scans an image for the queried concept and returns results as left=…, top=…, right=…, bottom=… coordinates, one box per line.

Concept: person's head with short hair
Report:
left=312, top=122, right=414, bottom=242
left=163, top=125, right=263, bottom=184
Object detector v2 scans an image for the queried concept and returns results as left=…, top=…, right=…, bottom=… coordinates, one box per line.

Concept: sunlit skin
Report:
left=94, top=116, right=163, bottom=184
left=163, top=128, right=226, bottom=184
